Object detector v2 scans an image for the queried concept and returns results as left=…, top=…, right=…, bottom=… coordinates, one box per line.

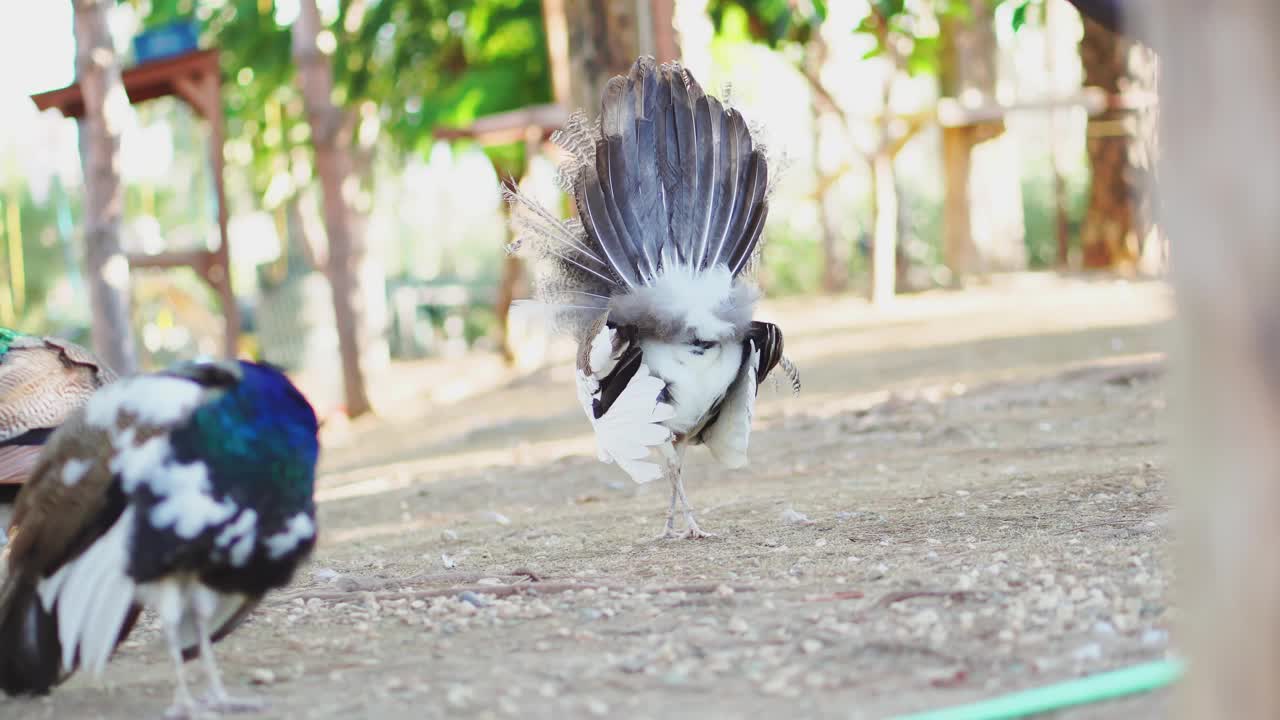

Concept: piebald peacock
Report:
left=0, top=358, right=320, bottom=718
left=505, top=56, right=799, bottom=538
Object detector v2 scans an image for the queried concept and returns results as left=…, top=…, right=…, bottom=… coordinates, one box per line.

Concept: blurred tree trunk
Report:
left=807, top=37, right=848, bottom=294
left=865, top=9, right=904, bottom=306
left=292, top=0, right=373, bottom=418
left=938, top=0, right=1027, bottom=283
left=561, top=0, right=676, bottom=117
left=1078, top=14, right=1158, bottom=271
left=1144, top=2, right=1280, bottom=718
left=869, top=145, right=898, bottom=306
left=72, top=0, right=137, bottom=374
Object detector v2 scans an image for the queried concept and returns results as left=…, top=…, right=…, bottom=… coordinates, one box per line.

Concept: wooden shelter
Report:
left=30, top=48, right=239, bottom=358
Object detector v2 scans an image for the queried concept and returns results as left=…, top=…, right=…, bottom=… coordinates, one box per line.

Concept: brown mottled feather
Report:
left=0, top=447, right=42, bottom=485
left=0, top=335, right=116, bottom=444
left=4, top=412, right=122, bottom=575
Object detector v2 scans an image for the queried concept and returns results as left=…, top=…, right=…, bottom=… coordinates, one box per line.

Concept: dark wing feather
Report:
left=559, top=57, right=772, bottom=289
left=593, top=344, right=644, bottom=420
left=668, top=68, right=699, bottom=260
left=629, top=62, right=665, bottom=275
left=746, top=321, right=786, bottom=390
left=574, top=165, right=639, bottom=288
left=728, top=155, right=770, bottom=275
left=690, top=94, right=719, bottom=266
left=654, top=73, right=682, bottom=267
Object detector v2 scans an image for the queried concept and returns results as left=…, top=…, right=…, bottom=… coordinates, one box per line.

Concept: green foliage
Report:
left=135, top=0, right=552, bottom=203
left=705, top=0, right=826, bottom=48
left=342, top=0, right=551, bottom=155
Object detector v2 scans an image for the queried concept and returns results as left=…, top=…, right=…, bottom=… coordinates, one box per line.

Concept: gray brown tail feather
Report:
left=0, top=575, right=63, bottom=696
left=505, top=55, right=773, bottom=325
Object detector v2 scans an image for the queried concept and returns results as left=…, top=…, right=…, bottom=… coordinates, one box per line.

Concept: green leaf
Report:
left=1011, top=0, right=1031, bottom=31
left=873, top=0, right=906, bottom=17
left=905, top=35, right=940, bottom=76
left=811, top=0, right=828, bottom=21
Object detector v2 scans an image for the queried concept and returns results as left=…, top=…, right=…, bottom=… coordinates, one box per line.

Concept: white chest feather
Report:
left=640, top=340, right=742, bottom=435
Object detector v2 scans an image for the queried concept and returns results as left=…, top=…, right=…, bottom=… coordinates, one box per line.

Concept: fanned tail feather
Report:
left=504, top=55, right=776, bottom=340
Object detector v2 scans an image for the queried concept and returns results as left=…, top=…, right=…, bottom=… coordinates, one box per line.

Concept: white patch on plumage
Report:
left=85, top=375, right=204, bottom=429
left=640, top=339, right=743, bottom=435
left=576, top=364, right=676, bottom=484
left=112, top=435, right=170, bottom=492
left=215, top=509, right=258, bottom=567
left=60, top=458, right=93, bottom=486
left=37, top=507, right=138, bottom=678
left=703, top=342, right=760, bottom=468
left=587, top=325, right=618, bottom=375
left=146, top=461, right=236, bottom=540
left=623, top=265, right=738, bottom=339
left=109, top=432, right=236, bottom=540
left=265, top=512, right=315, bottom=559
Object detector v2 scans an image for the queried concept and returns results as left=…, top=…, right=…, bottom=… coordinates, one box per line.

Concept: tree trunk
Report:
left=939, top=0, right=1027, bottom=282
left=807, top=33, right=849, bottom=295
left=869, top=150, right=898, bottom=306
left=563, top=0, right=638, bottom=116
left=562, top=0, right=673, bottom=118
left=1138, top=2, right=1280, bottom=717
left=292, top=0, right=373, bottom=418
left=72, top=0, right=137, bottom=374
left=818, top=186, right=849, bottom=294
left=1078, top=14, right=1158, bottom=271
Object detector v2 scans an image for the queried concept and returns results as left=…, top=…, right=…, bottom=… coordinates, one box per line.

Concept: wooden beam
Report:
left=31, top=48, right=221, bottom=119
left=128, top=250, right=213, bottom=271
left=433, top=104, right=570, bottom=145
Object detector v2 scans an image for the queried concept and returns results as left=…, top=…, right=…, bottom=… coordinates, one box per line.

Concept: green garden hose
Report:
left=892, top=658, right=1183, bottom=720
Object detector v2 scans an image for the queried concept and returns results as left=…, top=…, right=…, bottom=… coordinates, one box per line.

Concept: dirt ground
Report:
left=2, top=273, right=1178, bottom=720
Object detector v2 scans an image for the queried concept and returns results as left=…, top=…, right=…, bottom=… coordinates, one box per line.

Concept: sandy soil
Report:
left=1, top=273, right=1178, bottom=720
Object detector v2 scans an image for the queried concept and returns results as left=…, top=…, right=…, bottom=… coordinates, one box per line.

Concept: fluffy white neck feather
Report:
left=638, top=265, right=736, bottom=339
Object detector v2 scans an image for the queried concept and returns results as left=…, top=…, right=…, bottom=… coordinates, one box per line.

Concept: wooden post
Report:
left=174, top=70, right=239, bottom=359
left=72, top=0, right=138, bottom=374
left=1136, top=2, right=1280, bottom=717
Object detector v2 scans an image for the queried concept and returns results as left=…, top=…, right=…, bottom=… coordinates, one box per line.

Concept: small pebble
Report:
left=441, top=553, right=457, bottom=569
left=446, top=684, right=473, bottom=708
left=484, top=511, right=512, bottom=526
left=780, top=509, right=813, bottom=525
left=459, top=591, right=487, bottom=608
left=249, top=669, right=276, bottom=685
left=1073, top=643, right=1103, bottom=661
left=728, top=616, right=750, bottom=634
